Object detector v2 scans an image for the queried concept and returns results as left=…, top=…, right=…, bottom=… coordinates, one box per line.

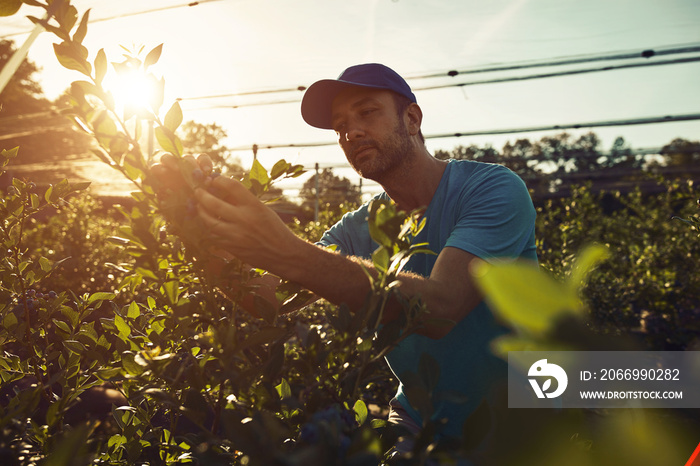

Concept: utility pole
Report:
left=314, top=162, right=320, bottom=222
left=147, top=120, right=154, bottom=163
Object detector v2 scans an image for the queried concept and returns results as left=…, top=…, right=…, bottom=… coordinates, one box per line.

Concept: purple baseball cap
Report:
left=301, top=63, right=416, bottom=130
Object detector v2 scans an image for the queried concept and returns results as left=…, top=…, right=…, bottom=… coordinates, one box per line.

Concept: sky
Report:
left=1, top=0, right=699, bottom=199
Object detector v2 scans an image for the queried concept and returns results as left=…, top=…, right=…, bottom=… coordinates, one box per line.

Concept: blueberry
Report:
left=300, top=423, right=320, bottom=444
left=48, top=291, right=57, bottom=299
left=27, top=182, right=36, bottom=191
left=338, top=435, right=351, bottom=457
left=340, top=409, right=356, bottom=428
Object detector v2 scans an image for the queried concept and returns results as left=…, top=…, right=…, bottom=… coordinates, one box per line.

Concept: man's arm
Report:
left=195, top=176, right=482, bottom=339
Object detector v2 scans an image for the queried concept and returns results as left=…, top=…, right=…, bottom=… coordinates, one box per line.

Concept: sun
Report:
left=103, top=46, right=164, bottom=119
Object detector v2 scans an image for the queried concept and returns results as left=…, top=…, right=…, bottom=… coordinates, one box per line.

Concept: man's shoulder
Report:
left=448, top=159, right=516, bottom=177
left=443, top=159, right=524, bottom=193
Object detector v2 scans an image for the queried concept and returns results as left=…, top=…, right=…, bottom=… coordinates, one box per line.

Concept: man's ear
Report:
left=405, top=103, right=423, bottom=137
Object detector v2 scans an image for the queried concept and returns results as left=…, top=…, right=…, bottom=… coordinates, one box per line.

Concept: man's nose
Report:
left=343, top=122, right=365, bottom=141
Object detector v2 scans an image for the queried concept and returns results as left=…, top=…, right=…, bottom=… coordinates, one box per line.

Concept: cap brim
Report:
left=301, top=79, right=384, bottom=130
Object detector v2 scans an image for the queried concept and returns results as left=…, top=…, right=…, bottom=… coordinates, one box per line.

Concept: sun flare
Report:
left=108, top=66, right=160, bottom=115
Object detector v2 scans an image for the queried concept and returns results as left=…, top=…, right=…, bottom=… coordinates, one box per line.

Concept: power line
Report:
left=228, top=113, right=700, bottom=152
left=175, top=44, right=700, bottom=103
left=404, top=43, right=700, bottom=80
left=0, top=0, right=227, bottom=39
left=179, top=54, right=700, bottom=110
left=412, top=56, right=700, bottom=92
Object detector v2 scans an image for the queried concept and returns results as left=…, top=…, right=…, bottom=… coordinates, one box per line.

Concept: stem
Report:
left=211, top=379, right=227, bottom=434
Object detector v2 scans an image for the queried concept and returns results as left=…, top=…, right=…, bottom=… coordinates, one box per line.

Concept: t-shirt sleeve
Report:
left=446, top=165, right=536, bottom=262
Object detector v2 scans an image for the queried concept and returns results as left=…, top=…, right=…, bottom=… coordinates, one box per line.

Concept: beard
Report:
left=343, top=121, right=413, bottom=183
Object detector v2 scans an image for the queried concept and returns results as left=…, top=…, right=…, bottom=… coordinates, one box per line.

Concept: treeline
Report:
left=434, top=132, right=700, bottom=200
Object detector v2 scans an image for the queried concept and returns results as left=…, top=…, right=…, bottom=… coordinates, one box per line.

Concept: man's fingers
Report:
left=196, top=153, right=214, bottom=175
left=207, top=175, right=258, bottom=205
left=159, top=152, right=179, bottom=171
left=196, top=187, right=240, bottom=223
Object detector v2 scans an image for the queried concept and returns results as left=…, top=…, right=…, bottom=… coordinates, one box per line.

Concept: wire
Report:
left=405, top=44, right=700, bottom=80
left=5, top=52, right=699, bottom=121
left=0, top=0, right=227, bottom=39
left=228, top=113, right=700, bottom=152
left=178, top=54, right=700, bottom=110
left=413, top=56, right=700, bottom=92
left=174, top=44, right=700, bottom=103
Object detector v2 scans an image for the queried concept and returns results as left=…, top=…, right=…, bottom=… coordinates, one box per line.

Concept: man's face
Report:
left=330, top=88, right=412, bottom=182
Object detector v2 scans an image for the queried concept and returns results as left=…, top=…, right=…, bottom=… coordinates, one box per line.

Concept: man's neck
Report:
left=380, top=150, right=448, bottom=212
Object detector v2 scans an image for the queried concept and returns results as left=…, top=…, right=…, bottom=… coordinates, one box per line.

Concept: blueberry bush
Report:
left=1, top=2, right=699, bottom=465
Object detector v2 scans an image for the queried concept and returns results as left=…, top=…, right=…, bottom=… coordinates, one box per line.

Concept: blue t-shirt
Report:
left=318, top=159, right=537, bottom=437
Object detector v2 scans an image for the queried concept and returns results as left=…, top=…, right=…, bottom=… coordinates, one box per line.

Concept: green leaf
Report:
left=94, top=48, right=107, bottom=85
left=568, top=244, right=610, bottom=291
left=63, top=339, right=87, bottom=354
left=61, top=306, right=80, bottom=328
left=270, top=160, right=290, bottom=180
left=371, top=247, right=390, bottom=273
left=121, top=352, right=144, bottom=376
left=39, top=256, right=52, bottom=272
left=0, top=0, right=21, bottom=17
left=249, top=158, right=270, bottom=187
left=126, top=301, right=140, bottom=319
left=471, top=260, right=582, bottom=335
left=87, top=292, right=116, bottom=307
left=114, top=314, right=131, bottom=340
left=53, top=41, right=92, bottom=76
left=1, top=146, right=19, bottom=160
left=163, top=101, right=183, bottom=132
left=154, top=126, right=183, bottom=156
left=353, top=399, right=368, bottom=425
left=52, top=319, right=72, bottom=334
left=144, top=44, right=163, bottom=69
left=3, top=312, right=18, bottom=329
left=73, top=8, right=90, bottom=44
left=161, top=280, right=179, bottom=306
left=275, top=378, right=291, bottom=399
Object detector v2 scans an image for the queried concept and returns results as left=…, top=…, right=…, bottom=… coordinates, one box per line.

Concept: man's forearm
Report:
left=269, top=239, right=477, bottom=339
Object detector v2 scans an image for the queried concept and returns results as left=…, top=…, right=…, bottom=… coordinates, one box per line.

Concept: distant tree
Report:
left=177, top=120, right=244, bottom=177
left=434, top=144, right=500, bottom=163
left=602, top=136, right=642, bottom=170
left=0, top=39, right=94, bottom=163
left=298, top=168, right=361, bottom=218
left=568, top=132, right=600, bottom=172
left=661, top=138, right=700, bottom=167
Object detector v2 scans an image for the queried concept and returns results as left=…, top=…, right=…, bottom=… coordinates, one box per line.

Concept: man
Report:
left=156, top=63, right=537, bottom=440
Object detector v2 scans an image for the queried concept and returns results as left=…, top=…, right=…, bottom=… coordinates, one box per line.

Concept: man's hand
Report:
left=194, top=175, right=305, bottom=273
left=150, top=152, right=215, bottom=194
